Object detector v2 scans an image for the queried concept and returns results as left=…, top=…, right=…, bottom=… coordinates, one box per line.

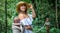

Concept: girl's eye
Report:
left=21, top=4, right=26, bottom=6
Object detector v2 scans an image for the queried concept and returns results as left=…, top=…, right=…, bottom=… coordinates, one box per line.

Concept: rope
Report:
left=33, top=24, right=45, bottom=33
left=55, top=0, right=58, bottom=28
left=55, top=0, right=59, bottom=33
left=36, top=26, right=45, bottom=33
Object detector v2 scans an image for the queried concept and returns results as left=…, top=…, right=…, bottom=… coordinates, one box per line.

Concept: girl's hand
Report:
left=28, top=4, right=33, bottom=9
left=25, top=26, right=32, bottom=30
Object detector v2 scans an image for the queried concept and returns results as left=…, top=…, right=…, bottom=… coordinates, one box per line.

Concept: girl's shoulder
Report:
left=18, top=14, right=25, bottom=20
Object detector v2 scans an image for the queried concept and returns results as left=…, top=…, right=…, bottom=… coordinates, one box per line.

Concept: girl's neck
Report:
left=19, top=11, right=27, bottom=14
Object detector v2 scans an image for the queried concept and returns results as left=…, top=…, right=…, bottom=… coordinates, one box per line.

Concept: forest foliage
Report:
left=0, top=0, right=60, bottom=33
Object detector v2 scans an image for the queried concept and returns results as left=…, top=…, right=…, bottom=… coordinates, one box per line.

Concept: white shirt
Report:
left=20, top=14, right=33, bottom=25
left=45, top=22, right=50, bottom=25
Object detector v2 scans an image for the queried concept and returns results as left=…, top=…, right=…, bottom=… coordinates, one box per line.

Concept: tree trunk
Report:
left=5, top=0, right=7, bottom=33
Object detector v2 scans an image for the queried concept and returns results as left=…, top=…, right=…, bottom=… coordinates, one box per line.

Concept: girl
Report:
left=12, top=1, right=36, bottom=33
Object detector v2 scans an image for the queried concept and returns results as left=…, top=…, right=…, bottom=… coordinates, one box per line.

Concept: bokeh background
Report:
left=0, top=0, right=60, bottom=33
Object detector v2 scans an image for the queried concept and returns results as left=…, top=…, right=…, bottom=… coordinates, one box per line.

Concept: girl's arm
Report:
left=29, top=4, right=36, bottom=18
left=31, top=8, right=36, bottom=18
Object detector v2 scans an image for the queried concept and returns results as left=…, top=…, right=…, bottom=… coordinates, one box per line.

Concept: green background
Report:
left=0, top=0, right=60, bottom=33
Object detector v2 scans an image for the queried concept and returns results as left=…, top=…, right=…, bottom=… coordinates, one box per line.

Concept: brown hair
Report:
left=16, top=1, right=29, bottom=13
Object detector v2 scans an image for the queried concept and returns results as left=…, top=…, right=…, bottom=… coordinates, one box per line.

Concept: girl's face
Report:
left=20, top=5, right=26, bottom=12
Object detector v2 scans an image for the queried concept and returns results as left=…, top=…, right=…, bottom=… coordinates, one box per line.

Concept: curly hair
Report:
left=16, top=1, right=29, bottom=13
